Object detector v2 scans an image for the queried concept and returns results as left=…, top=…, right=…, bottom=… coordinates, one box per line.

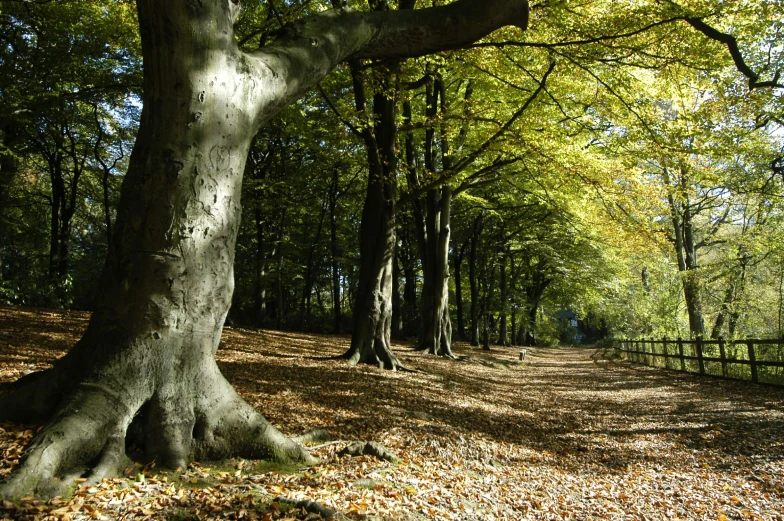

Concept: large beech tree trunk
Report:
left=0, top=0, right=529, bottom=497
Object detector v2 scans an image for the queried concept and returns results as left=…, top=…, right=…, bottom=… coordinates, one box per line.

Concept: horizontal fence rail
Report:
left=614, top=337, right=784, bottom=386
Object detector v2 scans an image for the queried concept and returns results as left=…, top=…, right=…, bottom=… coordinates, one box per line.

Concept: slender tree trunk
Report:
left=48, top=156, right=64, bottom=285
left=469, top=215, right=482, bottom=346
left=254, top=205, right=267, bottom=325
left=299, top=203, right=326, bottom=329
left=666, top=168, right=705, bottom=338
left=727, top=259, right=748, bottom=338
left=102, top=169, right=114, bottom=249
left=274, top=209, right=287, bottom=329
left=510, top=310, right=517, bottom=346
left=454, top=243, right=467, bottom=341
left=0, top=124, right=20, bottom=281
left=522, top=265, right=550, bottom=346
left=497, top=252, right=508, bottom=346
left=392, top=241, right=403, bottom=339
left=524, top=304, right=537, bottom=346
left=329, top=169, right=342, bottom=334
left=399, top=218, right=418, bottom=337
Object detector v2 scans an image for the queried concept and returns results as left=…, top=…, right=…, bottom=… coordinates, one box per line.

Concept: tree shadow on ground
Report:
left=2, top=308, right=783, bottom=488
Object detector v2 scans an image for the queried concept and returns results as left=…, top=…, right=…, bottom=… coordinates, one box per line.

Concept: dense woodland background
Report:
left=1, top=0, right=783, bottom=346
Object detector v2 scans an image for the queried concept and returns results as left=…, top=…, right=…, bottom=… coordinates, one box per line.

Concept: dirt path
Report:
left=1, top=307, right=783, bottom=520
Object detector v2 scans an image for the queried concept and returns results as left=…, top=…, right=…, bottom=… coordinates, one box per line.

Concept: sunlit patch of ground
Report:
left=1, top=306, right=783, bottom=520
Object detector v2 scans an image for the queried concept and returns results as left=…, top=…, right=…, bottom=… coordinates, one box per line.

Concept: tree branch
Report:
left=250, top=0, right=529, bottom=121
left=685, top=17, right=782, bottom=90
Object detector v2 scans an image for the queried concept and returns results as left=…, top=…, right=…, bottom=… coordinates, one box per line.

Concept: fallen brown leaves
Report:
left=1, top=306, right=783, bottom=520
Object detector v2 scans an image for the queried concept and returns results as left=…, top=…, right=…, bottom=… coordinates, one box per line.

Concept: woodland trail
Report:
left=1, top=307, right=783, bottom=520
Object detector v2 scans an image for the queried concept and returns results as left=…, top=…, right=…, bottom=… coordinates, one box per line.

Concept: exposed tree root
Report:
left=293, top=429, right=332, bottom=445
left=0, top=340, right=316, bottom=499
left=338, top=441, right=399, bottom=463
left=274, top=495, right=348, bottom=520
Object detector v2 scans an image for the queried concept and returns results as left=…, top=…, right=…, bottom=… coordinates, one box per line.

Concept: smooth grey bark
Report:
left=0, top=0, right=530, bottom=497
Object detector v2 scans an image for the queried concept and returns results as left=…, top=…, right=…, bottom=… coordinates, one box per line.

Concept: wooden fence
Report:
left=614, top=337, right=784, bottom=386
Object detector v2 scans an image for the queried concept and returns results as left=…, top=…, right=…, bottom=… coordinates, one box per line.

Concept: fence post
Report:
left=677, top=337, right=685, bottom=372
left=696, top=336, right=706, bottom=375
left=747, top=340, right=758, bottom=383
left=718, top=336, right=727, bottom=377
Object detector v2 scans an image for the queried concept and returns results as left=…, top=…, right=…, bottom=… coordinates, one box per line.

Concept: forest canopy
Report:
left=2, top=0, right=781, bottom=342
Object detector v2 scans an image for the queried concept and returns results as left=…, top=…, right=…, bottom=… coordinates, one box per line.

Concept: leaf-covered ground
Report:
left=1, top=306, right=783, bottom=521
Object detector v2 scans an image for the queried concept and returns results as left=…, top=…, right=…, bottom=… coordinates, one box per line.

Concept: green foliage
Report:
left=1, top=0, right=783, bottom=345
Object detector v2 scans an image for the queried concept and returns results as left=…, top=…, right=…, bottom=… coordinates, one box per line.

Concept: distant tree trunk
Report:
left=328, top=167, right=342, bottom=334
left=522, top=263, right=551, bottom=346
left=524, top=304, right=538, bottom=346
left=254, top=205, right=267, bottom=325
left=398, top=216, right=418, bottom=337
left=497, top=251, right=509, bottom=346
left=510, top=310, right=517, bottom=346
left=299, top=203, right=326, bottom=329
left=343, top=60, right=405, bottom=369
left=400, top=96, right=424, bottom=340
left=712, top=255, right=748, bottom=339
left=469, top=215, right=483, bottom=346
left=274, top=209, right=286, bottom=330
left=454, top=242, right=468, bottom=341
left=392, top=242, right=403, bottom=339
left=481, top=254, right=497, bottom=351
left=40, top=123, right=86, bottom=302
left=92, top=107, right=125, bottom=253
left=0, top=124, right=19, bottom=282
left=666, top=167, right=704, bottom=338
